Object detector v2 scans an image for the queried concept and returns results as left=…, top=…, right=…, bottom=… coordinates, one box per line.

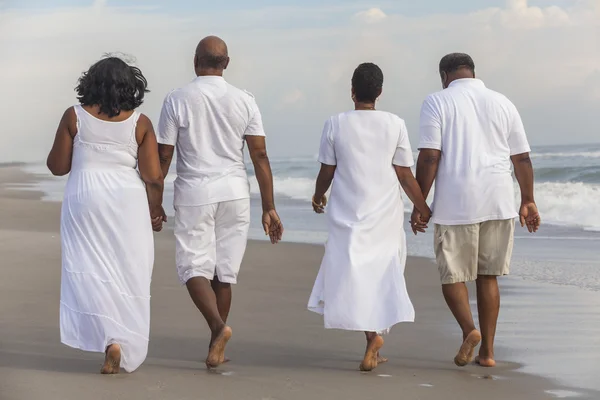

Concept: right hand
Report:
left=519, top=201, right=540, bottom=233
left=151, top=206, right=167, bottom=232
left=312, top=194, right=327, bottom=214
left=410, top=207, right=430, bottom=235
left=262, top=209, right=284, bottom=244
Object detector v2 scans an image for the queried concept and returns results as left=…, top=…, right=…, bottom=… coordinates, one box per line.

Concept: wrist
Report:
left=521, top=197, right=535, bottom=204
left=262, top=203, right=275, bottom=212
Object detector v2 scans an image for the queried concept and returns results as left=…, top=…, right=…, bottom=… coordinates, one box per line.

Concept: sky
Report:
left=0, top=0, right=598, bottom=162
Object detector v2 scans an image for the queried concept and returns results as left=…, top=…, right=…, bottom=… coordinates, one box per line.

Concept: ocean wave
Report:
left=532, top=151, right=600, bottom=159
left=18, top=163, right=600, bottom=232
left=535, top=166, right=600, bottom=184
left=250, top=176, right=600, bottom=232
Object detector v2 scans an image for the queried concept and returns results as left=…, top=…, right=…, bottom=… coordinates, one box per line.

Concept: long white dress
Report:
left=308, top=110, right=416, bottom=333
left=59, top=105, right=154, bottom=372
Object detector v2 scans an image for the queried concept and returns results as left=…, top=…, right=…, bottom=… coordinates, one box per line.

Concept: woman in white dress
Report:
left=46, top=57, right=165, bottom=374
left=308, top=63, right=431, bottom=372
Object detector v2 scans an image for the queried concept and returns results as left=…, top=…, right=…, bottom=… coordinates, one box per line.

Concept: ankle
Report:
left=208, top=320, right=225, bottom=334
left=462, top=328, right=477, bottom=340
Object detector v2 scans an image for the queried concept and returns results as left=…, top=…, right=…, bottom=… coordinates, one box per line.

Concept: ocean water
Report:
left=18, top=143, right=600, bottom=291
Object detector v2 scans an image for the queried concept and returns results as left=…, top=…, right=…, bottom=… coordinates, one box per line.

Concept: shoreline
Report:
left=0, top=166, right=599, bottom=399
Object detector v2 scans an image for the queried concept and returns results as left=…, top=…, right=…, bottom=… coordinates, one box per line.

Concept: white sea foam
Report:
left=533, top=151, right=600, bottom=159
left=16, top=163, right=600, bottom=232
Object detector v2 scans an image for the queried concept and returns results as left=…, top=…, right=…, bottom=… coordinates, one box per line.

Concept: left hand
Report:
left=262, top=209, right=284, bottom=244
left=410, top=208, right=429, bottom=235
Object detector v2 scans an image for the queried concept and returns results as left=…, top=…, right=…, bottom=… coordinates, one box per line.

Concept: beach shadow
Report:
left=0, top=349, right=101, bottom=374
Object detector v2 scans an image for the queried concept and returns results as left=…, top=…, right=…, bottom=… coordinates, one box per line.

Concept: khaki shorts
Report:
left=434, top=219, right=515, bottom=285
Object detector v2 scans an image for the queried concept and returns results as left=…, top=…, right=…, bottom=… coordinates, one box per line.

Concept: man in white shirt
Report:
left=157, top=36, right=283, bottom=369
left=412, top=53, right=540, bottom=368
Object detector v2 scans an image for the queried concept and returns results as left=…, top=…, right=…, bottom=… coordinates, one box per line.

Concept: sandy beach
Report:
left=0, top=166, right=597, bottom=400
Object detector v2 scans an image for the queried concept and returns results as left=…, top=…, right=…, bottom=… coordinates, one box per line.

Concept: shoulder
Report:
left=136, top=113, right=154, bottom=131
left=484, top=88, right=520, bottom=116
left=62, top=106, right=78, bottom=135
left=378, top=111, right=405, bottom=124
left=423, top=90, right=446, bottom=107
left=228, top=82, right=257, bottom=102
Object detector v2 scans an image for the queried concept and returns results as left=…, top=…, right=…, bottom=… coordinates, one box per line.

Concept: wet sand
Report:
left=0, top=166, right=596, bottom=400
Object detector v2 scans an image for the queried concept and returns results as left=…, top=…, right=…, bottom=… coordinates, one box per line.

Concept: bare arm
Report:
left=246, top=136, right=275, bottom=211
left=511, top=152, right=540, bottom=232
left=395, top=166, right=431, bottom=218
left=246, top=135, right=283, bottom=243
left=313, top=164, right=336, bottom=212
left=415, top=149, right=441, bottom=200
left=46, top=107, right=76, bottom=176
left=137, top=115, right=165, bottom=228
left=511, top=152, right=534, bottom=204
left=158, top=144, right=175, bottom=179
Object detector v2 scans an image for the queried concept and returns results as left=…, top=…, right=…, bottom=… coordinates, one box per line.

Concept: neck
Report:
left=196, top=68, right=224, bottom=77
left=355, top=102, right=376, bottom=110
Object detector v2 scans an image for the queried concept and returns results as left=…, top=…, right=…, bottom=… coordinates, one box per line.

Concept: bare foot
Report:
left=454, top=330, right=481, bottom=367
left=474, top=355, right=496, bottom=367
left=206, top=326, right=232, bottom=369
left=360, top=335, right=384, bottom=372
left=377, top=352, right=388, bottom=364
left=220, top=355, right=231, bottom=364
left=101, top=344, right=121, bottom=374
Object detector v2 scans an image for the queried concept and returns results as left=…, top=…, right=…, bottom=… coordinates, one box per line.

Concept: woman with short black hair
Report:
left=47, top=56, right=165, bottom=374
left=308, top=63, right=431, bottom=372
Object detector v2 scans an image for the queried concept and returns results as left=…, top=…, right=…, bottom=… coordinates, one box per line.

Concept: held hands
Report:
left=410, top=206, right=432, bottom=235
left=263, top=209, right=284, bottom=244
left=519, top=201, right=541, bottom=233
left=312, top=194, right=327, bottom=214
left=151, top=206, right=167, bottom=232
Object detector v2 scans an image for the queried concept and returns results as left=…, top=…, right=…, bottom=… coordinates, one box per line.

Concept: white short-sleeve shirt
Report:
left=418, top=78, right=531, bottom=225
left=157, top=76, right=265, bottom=206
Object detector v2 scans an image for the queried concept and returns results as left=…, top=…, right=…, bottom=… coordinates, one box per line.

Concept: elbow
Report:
left=46, top=160, right=69, bottom=176
left=250, top=149, right=268, bottom=162
left=143, top=174, right=164, bottom=189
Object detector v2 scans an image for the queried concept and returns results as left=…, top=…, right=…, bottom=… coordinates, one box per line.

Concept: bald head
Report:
left=194, top=36, right=229, bottom=75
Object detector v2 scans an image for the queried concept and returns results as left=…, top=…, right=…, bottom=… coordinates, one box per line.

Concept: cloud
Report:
left=354, top=7, right=387, bottom=24
left=0, top=0, right=598, bottom=162
left=281, top=89, right=305, bottom=106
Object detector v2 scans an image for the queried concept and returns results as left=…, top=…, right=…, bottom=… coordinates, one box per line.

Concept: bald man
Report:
left=157, top=36, right=283, bottom=369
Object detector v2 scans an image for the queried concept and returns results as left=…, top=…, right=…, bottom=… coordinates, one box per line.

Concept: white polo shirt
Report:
left=157, top=76, right=265, bottom=207
left=418, top=78, right=531, bottom=225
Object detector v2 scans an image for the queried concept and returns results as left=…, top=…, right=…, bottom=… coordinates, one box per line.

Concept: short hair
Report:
left=351, top=63, right=384, bottom=103
left=75, top=56, right=149, bottom=118
left=439, top=53, right=475, bottom=74
left=196, top=53, right=229, bottom=69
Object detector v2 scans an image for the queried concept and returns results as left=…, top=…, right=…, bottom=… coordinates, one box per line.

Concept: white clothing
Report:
left=418, top=78, right=531, bottom=225
left=60, top=105, right=154, bottom=373
left=307, top=111, right=416, bottom=333
left=157, top=76, right=266, bottom=207
left=174, top=199, right=250, bottom=284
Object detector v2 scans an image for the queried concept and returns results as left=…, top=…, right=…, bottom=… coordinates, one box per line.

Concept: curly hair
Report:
left=75, top=56, right=149, bottom=118
left=351, top=63, right=383, bottom=103
left=439, top=53, right=475, bottom=74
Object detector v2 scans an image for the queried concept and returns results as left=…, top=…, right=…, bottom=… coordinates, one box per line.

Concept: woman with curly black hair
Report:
left=47, top=56, right=165, bottom=374
left=307, top=63, right=431, bottom=372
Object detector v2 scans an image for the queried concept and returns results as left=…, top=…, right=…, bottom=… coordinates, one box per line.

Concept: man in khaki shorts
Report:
left=411, top=53, right=541, bottom=368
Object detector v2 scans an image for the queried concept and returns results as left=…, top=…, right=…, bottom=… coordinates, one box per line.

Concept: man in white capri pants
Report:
left=157, top=36, right=283, bottom=369
left=411, top=53, right=540, bottom=368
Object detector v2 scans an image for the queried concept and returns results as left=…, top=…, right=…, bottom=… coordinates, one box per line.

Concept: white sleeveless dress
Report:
left=59, top=105, right=154, bottom=372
